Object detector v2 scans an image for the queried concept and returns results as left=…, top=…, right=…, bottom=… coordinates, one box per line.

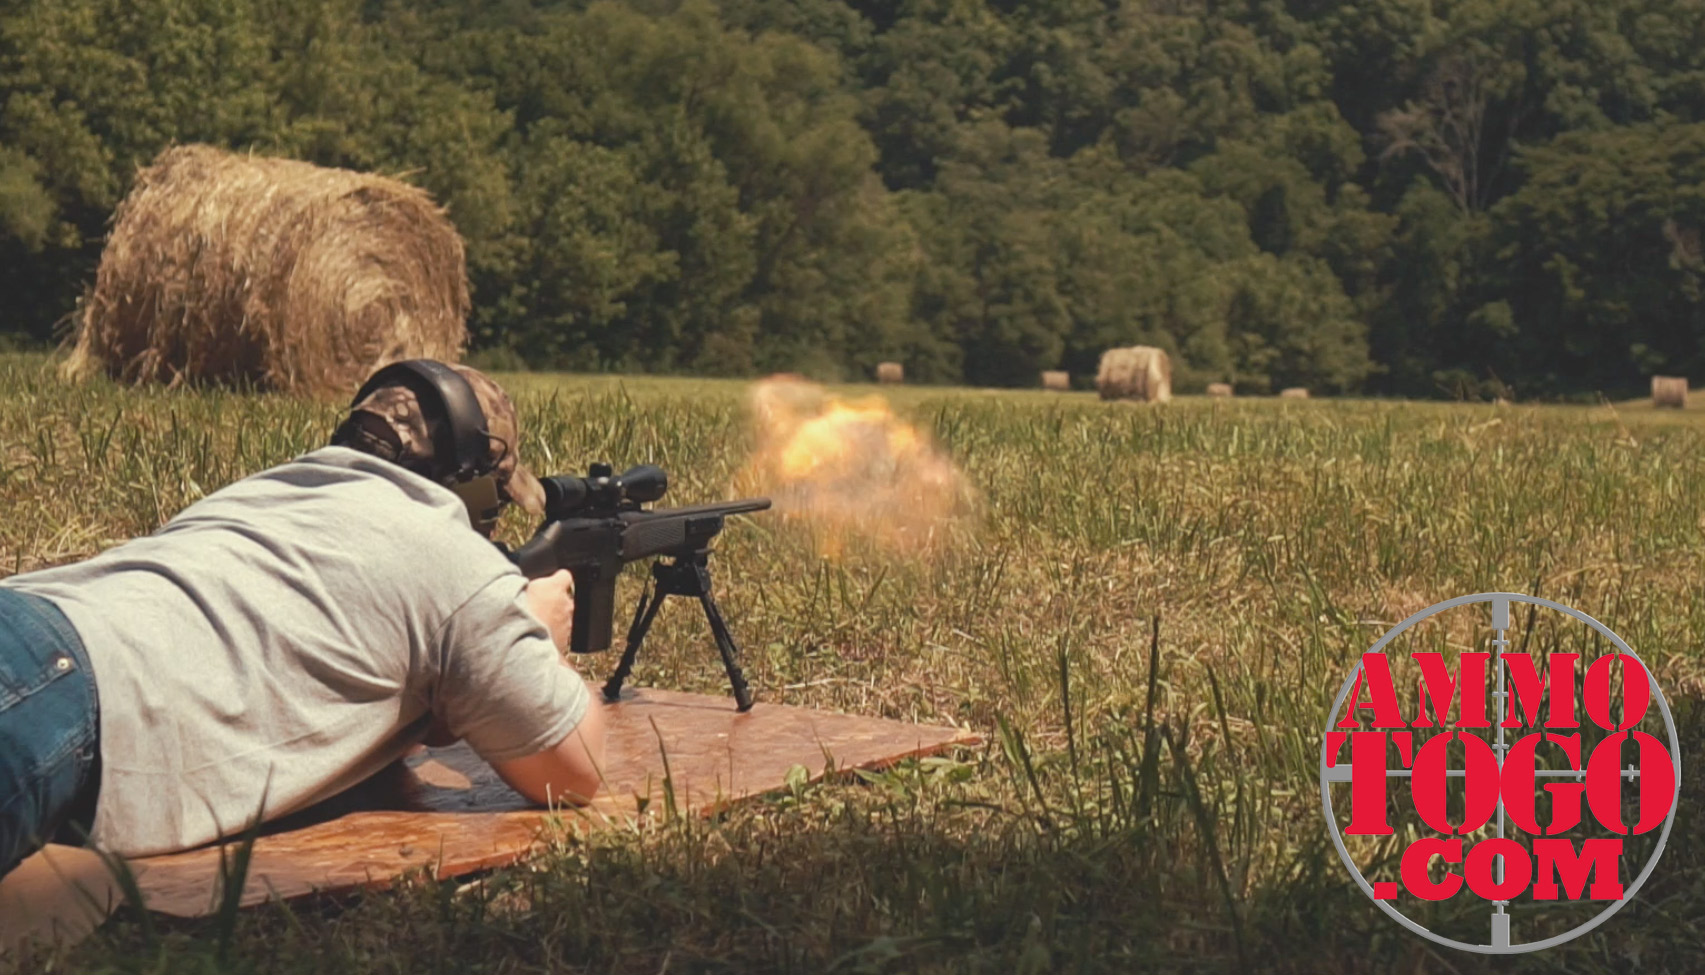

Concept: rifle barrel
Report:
left=618, top=497, right=771, bottom=560
left=638, top=498, right=772, bottom=518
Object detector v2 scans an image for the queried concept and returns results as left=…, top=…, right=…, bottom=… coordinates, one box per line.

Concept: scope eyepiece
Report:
left=540, top=463, right=668, bottom=517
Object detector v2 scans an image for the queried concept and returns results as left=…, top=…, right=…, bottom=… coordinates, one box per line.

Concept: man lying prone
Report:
left=0, top=361, right=603, bottom=875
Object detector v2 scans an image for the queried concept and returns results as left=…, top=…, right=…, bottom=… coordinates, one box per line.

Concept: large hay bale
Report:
left=1206, top=382, right=1233, bottom=398
left=1653, top=376, right=1688, bottom=409
left=1279, top=387, right=1310, bottom=400
left=1095, top=347, right=1172, bottom=403
left=1041, top=370, right=1069, bottom=391
left=876, top=361, right=904, bottom=384
left=63, top=144, right=469, bottom=398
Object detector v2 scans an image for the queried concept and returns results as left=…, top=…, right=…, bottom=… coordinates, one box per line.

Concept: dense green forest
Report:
left=2, top=0, right=1704, bottom=396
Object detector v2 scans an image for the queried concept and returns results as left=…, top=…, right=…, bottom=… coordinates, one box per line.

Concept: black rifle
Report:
left=508, top=463, right=771, bottom=710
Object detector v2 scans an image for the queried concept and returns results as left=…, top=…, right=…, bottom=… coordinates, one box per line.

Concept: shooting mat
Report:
left=126, top=689, right=979, bottom=918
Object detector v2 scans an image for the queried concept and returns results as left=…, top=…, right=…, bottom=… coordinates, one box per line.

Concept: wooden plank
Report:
left=131, top=689, right=979, bottom=917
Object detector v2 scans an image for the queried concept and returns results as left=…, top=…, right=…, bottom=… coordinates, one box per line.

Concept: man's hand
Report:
left=524, top=569, right=575, bottom=652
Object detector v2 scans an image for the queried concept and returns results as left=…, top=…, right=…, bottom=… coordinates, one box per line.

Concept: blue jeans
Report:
left=0, top=588, right=100, bottom=878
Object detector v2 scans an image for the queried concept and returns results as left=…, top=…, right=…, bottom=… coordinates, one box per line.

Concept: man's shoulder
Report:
left=271, top=445, right=451, bottom=494
left=203, top=446, right=464, bottom=521
left=179, top=446, right=517, bottom=579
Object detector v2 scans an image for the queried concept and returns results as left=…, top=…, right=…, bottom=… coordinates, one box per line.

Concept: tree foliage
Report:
left=3, top=0, right=1704, bottom=395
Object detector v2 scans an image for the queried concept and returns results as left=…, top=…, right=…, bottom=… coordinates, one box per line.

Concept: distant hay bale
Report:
left=1279, top=387, right=1310, bottom=400
left=62, top=144, right=469, bottom=398
left=1095, top=347, right=1172, bottom=403
left=1206, top=382, right=1233, bottom=398
left=1041, top=370, right=1069, bottom=391
left=1653, top=376, right=1688, bottom=409
left=876, top=361, right=904, bottom=384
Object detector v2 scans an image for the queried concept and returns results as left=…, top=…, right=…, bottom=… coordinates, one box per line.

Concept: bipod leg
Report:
left=696, top=577, right=754, bottom=712
left=602, top=570, right=669, bottom=702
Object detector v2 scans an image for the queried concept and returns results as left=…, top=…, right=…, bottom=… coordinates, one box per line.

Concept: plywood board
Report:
left=130, top=689, right=979, bottom=917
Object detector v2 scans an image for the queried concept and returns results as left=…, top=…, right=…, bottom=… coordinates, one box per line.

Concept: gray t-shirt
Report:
left=1, top=446, right=588, bottom=857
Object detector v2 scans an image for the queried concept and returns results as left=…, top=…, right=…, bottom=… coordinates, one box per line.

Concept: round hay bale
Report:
left=1279, top=387, right=1310, bottom=400
left=1041, top=370, right=1069, bottom=391
left=1653, top=376, right=1688, bottom=409
left=876, top=361, right=904, bottom=384
left=1206, top=382, right=1233, bottom=398
left=62, top=144, right=469, bottom=398
left=1095, top=346, right=1172, bottom=403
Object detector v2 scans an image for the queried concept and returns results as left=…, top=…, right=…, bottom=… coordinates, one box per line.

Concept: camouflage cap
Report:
left=337, top=363, right=545, bottom=517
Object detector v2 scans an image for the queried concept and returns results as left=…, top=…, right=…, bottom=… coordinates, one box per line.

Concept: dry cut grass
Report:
left=62, top=145, right=468, bottom=398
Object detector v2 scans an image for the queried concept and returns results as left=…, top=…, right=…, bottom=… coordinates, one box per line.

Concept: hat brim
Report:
left=506, top=463, right=546, bottom=517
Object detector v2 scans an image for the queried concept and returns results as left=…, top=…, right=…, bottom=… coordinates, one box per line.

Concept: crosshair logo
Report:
left=1319, top=593, right=1681, bottom=954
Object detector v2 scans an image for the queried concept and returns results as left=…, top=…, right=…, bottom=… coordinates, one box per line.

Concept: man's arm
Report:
left=490, top=567, right=606, bottom=804
left=491, top=690, right=606, bottom=805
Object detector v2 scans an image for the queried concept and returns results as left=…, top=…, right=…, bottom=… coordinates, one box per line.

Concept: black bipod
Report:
left=602, top=549, right=755, bottom=711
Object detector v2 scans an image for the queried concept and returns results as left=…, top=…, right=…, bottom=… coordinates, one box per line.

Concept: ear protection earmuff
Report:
left=347, top=360, right=505, bottom=534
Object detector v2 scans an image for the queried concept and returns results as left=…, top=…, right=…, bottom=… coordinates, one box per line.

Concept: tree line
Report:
left=3, top=0, right=1704, bottom=397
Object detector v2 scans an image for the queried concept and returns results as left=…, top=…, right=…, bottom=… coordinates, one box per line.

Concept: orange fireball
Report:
left=738, top=377, right=976, bottom=558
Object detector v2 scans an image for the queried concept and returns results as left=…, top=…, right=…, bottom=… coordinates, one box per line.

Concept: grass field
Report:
left=2, top=352, right=1701, bottom=974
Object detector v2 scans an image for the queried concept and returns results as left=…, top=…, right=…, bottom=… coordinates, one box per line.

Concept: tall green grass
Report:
left=1, top=354, right=1700, bottom=974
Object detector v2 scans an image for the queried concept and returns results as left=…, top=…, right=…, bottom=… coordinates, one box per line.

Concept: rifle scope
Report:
left=540, top=463, right=668, bottom=517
